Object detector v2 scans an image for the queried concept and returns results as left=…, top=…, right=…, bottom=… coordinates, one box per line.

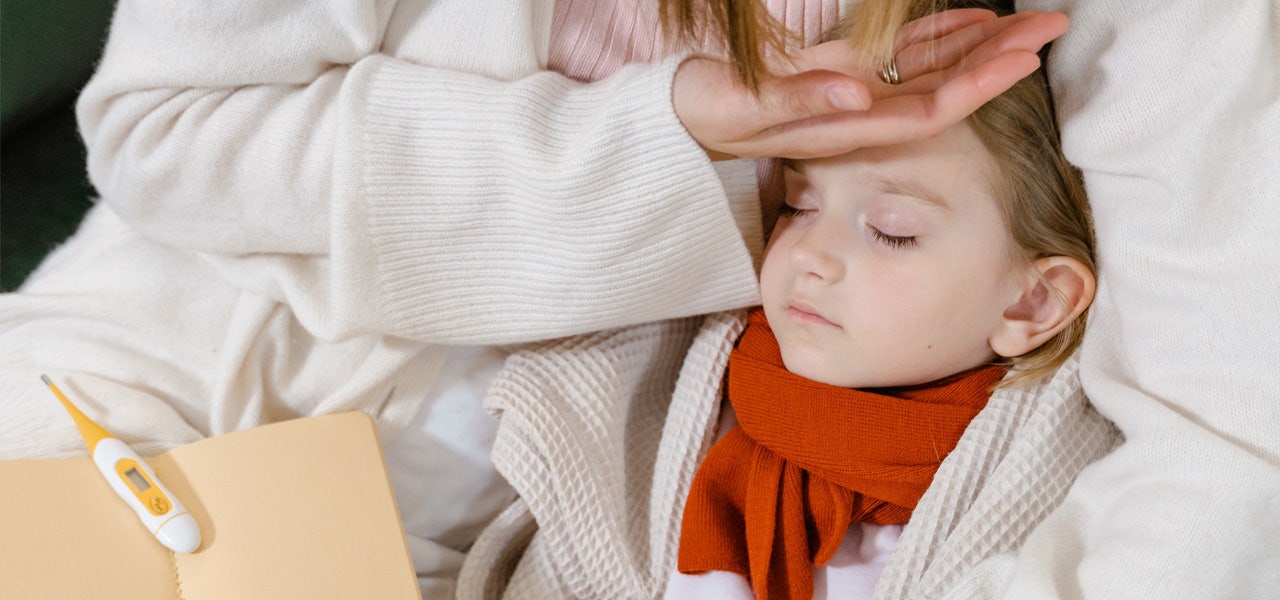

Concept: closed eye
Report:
left=779, top=203, right=816, bottom=219
left=868, top=225, right=917, bottom=249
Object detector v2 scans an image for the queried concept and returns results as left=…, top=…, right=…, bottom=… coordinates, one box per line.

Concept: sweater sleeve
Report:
left=77, top=1, right=763, bottom=344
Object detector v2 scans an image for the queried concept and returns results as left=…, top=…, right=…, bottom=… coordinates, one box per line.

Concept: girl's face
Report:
left=760, top=123, right=1027, bottom=388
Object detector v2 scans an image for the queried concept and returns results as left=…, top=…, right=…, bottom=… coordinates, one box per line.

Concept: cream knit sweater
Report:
left=0, top=0, right=765, bottom=458
left=74, top=1, right=766, bottom=348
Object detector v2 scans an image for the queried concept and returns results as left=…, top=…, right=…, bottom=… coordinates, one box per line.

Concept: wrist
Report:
left=672, top=55, right=740, bottom=161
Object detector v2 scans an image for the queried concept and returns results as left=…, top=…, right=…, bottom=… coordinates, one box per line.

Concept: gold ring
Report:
left=879, top=57, right=901, bottom=85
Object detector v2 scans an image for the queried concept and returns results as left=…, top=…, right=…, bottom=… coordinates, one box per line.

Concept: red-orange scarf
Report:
left=677, top=309, right=1005, bottom=600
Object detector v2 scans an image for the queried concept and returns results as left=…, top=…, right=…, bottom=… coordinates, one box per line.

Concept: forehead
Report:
left=791, top=123, right=999, bottom=206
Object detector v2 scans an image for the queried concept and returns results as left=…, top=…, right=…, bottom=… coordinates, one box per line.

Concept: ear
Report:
left=989, top=256, right=1096, bottom=358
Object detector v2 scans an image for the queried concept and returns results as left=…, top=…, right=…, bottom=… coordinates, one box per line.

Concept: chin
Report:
left=783, top=355, right=928, bottom=389
left=781, top=355, right=856, bottom=388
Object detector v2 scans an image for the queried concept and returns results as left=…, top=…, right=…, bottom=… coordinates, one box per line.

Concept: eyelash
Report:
left=868, top=226, right=917, bottom=249
left=778, top=203, right=812, bottom=218
left=780, top=204, right=919, bottom=249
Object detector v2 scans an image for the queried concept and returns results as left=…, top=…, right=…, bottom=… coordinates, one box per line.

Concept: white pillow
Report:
left=985, top=2, right=1280, bottom=598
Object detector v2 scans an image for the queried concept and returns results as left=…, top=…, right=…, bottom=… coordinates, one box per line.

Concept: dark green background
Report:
left=1, top=2, right=116, bottom=290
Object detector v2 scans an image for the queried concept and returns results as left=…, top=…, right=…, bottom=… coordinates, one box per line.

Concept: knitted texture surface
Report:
left=460, top=314, right=1118, bottom=599
left=874, top=355, right=1119, bottom=599
left=457, top=311, right=746, bottom=599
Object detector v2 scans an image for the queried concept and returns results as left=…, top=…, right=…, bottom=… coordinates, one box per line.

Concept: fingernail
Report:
left=828, top=84, right=868, bottom=111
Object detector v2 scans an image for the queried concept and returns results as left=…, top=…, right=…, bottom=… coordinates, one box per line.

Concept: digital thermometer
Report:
left=42, top=374, right=202, bottom=554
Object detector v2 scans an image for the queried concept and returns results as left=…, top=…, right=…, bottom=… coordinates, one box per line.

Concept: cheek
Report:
left=853, top=268, right=953, bottom=346
left=892, top=265, right=1004, bottom=352
left=857, top=266, right=919, bottom=310
left=759, top=230, right=794, bottom=298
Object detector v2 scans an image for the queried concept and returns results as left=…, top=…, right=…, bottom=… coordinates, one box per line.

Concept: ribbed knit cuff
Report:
left=332, top=53, right=762, bottom=344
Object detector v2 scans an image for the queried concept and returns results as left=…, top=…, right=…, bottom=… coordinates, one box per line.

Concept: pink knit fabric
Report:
left=548, top=0, right=837, bottom=81
left=770, top=0, right=841, bottom=51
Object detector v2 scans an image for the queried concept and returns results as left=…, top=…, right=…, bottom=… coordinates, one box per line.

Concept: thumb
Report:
left=753, top=70, right=871, bottom=123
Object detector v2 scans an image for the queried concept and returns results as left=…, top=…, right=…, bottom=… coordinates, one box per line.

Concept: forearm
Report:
left=190, top=54, right=766, bottom=344
left=79, top=0, right=765, bottom=343
left=76, top=1, right=391, bottom=254
left=321, top=55, right=763, bottom=343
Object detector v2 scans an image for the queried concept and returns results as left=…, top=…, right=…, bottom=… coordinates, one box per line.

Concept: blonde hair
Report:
left=659, top=0, right=925, bottom=90
left=658, top=0, right=789, bottom=91
left=968, top=70, right=1095, bottom=387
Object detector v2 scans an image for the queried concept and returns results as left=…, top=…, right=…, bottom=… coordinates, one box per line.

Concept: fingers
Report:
left=890, top=11, right=1063, bottom=98
left=733, top=50, right=1041, bottom=159
left=831, top=53, right=1040, bottom=149
left=781, top=38, right=865, bottom=76
left=895, top=11, right=1067, bottom=82
left=910, top=50, right=1042, bottom=132
left=894, top=8, right=997, bottom=51
left=783, top=9, right=999, bottom=77
left=673, top=10, right=1066, bottom=161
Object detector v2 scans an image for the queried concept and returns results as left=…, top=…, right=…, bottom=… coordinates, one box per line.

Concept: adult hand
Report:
left=672, top=9, right=1070, bottom=160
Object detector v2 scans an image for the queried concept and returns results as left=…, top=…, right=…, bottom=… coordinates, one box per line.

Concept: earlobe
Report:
left=989, top=257, right=1096, bottom=358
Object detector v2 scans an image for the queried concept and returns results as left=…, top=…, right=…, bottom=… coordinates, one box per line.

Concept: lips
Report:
left=785, top=300, right=839, bottom=328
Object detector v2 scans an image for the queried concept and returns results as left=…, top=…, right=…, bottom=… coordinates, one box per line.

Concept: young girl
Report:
left=0, top=1, right=1064, bottom=597
left=668, top=52, right=1097, bottom=600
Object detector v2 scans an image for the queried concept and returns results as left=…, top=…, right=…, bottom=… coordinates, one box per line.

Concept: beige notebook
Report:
left=0, top=412, right=422, bottom=600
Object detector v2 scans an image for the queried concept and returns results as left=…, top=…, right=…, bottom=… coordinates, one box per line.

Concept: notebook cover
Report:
left=0, top=412, right=421, bottom=599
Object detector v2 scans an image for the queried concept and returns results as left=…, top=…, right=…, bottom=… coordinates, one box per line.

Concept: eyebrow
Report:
left=871, top=175, right=952, bottom=211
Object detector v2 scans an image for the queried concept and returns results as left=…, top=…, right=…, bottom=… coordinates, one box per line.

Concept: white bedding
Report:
left=383, top=345, right=513, bottom=599
left=970, top=1, right=1280, bottom=597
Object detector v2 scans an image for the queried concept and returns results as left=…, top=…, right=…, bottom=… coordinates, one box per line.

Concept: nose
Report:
left=788, top=221, right=845, bottom=282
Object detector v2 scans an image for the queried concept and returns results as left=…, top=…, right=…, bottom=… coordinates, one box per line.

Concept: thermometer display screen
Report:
left=124, top=467, right=152, bottom=492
